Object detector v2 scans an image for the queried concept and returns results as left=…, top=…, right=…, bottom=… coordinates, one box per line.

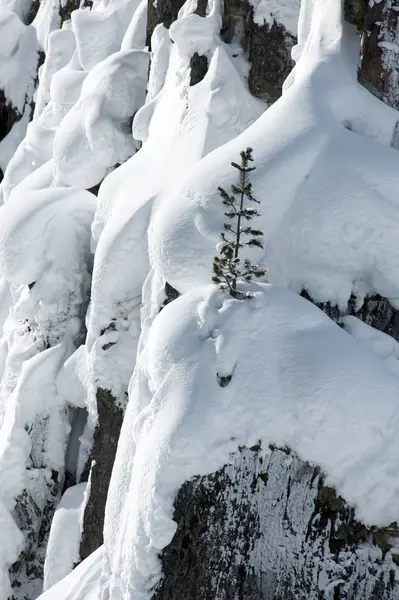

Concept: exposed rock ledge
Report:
left=154, top=445, right=399, bottom=600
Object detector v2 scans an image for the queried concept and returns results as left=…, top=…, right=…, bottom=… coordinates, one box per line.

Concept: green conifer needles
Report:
left=212, top=147, right=266, bottom=298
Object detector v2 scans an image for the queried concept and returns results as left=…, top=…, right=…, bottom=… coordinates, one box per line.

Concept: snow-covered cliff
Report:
left=1, top=0, right=399, bottom=598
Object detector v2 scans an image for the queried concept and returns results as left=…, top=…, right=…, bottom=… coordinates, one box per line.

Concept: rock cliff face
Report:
left=154, top=446, right=399, bottom=600
left=220, top=0, right=296, bottom=103
left=357, top=0, right=399, bottom=109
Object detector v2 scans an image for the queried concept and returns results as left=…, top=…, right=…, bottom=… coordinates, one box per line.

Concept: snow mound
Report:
left=71, top=0, right=142, bottom=71
left=342, top=315, right=399, bottom=379
left=150, top=0, right=399, bottom=310
left=39, top=546, right=103, bottom=600
left=44, top=483, right=87, bottom=590
left=53, top=49, right=149, bottom=188
left=0, top=9, right=38, bottom=112
left=0, top=187, right=95, bottom=284
left=102, top=284, right=399, bottom=599
left=34, top=28, right=77, bottom=118
left=0, top=48, right=84, bottom=203
left=250, top=0, right=300, bottom=34
left=0, top=186, right=94, bottom=408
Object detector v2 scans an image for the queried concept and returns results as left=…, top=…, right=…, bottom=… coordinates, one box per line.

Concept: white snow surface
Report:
left=39, top=547, right=103, bottom=600
left=342, top=315, right=399, bottom=379
left=149, top=0, right=399, bottom=310
left=53, top=49, right=149, bottom=188
left=0, top=9, right=38, bottom=112
left=44, top=483, right=87, bottom=591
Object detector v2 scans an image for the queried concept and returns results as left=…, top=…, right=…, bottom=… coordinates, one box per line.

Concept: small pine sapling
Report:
left=212, top=147, right=266, bottom=298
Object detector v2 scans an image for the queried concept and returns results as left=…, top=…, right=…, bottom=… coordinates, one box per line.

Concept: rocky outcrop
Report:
left=301, top=291, right=399, bottom=343
left=220, top=0, right=296, bottom=102
left=147, top=0, right=296, bottom=102
left=153, top=445, right=399, bottom=600
left=79, top=389, right=124, bottom=561
left=357, top=0, right=399, bottom=109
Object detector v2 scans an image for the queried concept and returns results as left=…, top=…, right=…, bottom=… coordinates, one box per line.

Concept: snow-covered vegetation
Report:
left=0, top=0, right=399, bottom=598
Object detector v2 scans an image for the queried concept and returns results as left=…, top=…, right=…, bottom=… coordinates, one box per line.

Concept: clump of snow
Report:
left=34, top=27, right=77, bottom=118
left=53, top=49, right=149, bottom=188
left=39, top=546, right=103, bottom=600
left=0, top=48, right=85, bottom=202
left=71, top=0, right=142, bottom=71
left=0, top=184, right=95, bottom=595
left=341, top=315, right=399, bottom=379
left=0, top=185, right=94, bottom=412
left=0, top=342, right=69, bottom=600
left=250, top=0, right=300, bottom=34
left=0, top=8, right=39, bottom=112
left=121, top=0, right=147, bottom=51
left=44, top=483, right=87, bottom=590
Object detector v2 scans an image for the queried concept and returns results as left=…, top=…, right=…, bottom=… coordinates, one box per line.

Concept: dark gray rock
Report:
left=79, top=388, right=124, bottom=561
left=357, top=0, right=399, bottom=109
left=301, top=290, right=399, bottom=343
left=153, top=446, right=399, bottom=600
left=221, top=0, right=296, bottom=103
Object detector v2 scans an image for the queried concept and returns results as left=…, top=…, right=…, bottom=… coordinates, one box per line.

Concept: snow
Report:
left=39, top=546, right=103, bottom=600
left=0, top=9, right=39, bottom=112
left=102, top=284, right=399, bottom=599
left=149, top=0, right=399, bottom=310
left=71, top=0, right=142, bottom=71
left=34, top=28, right=77, bottom=118
left=0, top=185, right=94, bottom=594
left=341, top=315, right=399, bottom=379
left=0, top=46, right=84, bottom=202
left=0, top=342, right=69, bottom=600
left=53, top=49, right=149, bottom=188
left=0, top=185, right=94, bottom=413
left=44, top=483, right=87, bottom=590
left=250, top=0, right=300, bottom=33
